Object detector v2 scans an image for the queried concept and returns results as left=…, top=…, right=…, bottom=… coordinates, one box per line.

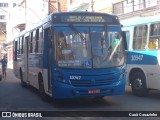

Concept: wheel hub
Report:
left=134, top=78, right=142, bottom=89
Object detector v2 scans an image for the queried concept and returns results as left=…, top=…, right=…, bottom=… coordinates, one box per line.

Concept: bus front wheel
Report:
left=20, top=69, right=26, bottom=87
left=38, top=75, right=48, bottom=101
left=131, top=71, right=148, bottom=97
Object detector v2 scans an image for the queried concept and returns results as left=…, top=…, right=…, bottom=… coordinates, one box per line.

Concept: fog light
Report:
left=119, top=74, right=123, bottom=80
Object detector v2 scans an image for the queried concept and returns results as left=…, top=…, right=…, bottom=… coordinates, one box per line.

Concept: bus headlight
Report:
left=58, top=75, right=68, bottom=84
left=120, top=65, right=126, bottom=73
left=56, top=70, right=69, bottom=84
left=119, top=74, right=124, bottom=80
left=56, top=71, right=63, bottom=81
left=119, top=65, right=126, bottom=80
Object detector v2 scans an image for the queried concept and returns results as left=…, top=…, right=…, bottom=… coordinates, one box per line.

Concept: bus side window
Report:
left=38, top=27, right=43, bottom=53
left=35, top=29, right=39, bottom=53
left=19, top=36, right=24, bottom=54
left=149, top=23, right=159, bottom=49
left=148, top=39, right=158, bottom=49
left=124, top=31, right=130, bottom=50
left=32, top=30, right=36, bottom=53
left=133, top=25, right=147, bottom=50
left=30, top=32, right=33, bottom=53
left=17, top=38, right=20, bottom=55
left=14, top=40, right=17, bottom=61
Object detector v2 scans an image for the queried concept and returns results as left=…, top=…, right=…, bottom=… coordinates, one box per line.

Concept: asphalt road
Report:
left=0, top=68, right=160, bottom=120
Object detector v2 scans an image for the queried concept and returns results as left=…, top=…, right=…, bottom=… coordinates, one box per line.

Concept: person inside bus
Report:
left=1, top=55, right=7, bottom=80
left=93, top=36, right=109, bottom=65
left=57, top=38, right=63, bottom=60
left=57, top=33, right=74, bottom=61
left=149, top=39, right=157, bottom=49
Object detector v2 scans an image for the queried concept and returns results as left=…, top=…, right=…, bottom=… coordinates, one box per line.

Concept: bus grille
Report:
left=70, top=79, right=114, bottom=87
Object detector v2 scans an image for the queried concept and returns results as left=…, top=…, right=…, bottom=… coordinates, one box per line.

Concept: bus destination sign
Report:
left=65, top=16, right=105, bottom=22
left=52, top=14, right=116, bottom=24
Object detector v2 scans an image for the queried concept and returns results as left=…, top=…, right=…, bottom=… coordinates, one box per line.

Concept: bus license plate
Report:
left=88, top=89, right=100, bottom=94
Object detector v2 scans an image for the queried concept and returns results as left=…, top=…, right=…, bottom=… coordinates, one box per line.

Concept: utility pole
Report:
left=132, top=0, right=134, bottom=12
left=25, top=0, right=26, bottom=22
left=48, top=0, right=50, bottom=15
left=91, top=0, right=94, bottom=12
left=56, top=0, right=59, bottom=12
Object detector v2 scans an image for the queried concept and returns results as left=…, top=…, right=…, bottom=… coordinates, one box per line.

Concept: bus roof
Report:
left=50, top=11, right=120, bottom=25
left=14, top=12, right=120, bottom=39
left=121, top=15, right=160, bottom=27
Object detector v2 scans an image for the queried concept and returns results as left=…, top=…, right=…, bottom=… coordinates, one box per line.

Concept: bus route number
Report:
left=70, top=76, right=81, bottom=80
left=131, top=55, right=143, bottom=61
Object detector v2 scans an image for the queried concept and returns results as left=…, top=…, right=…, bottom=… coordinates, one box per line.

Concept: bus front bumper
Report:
left=52, top=80, right=125, bottom=99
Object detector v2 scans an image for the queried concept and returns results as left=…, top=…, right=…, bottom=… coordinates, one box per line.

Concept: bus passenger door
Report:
left=43, top=28, right=52, bottom=93
left=48, top=47, right=53, bottom=93
left=24, top=36, right=29, bottom=83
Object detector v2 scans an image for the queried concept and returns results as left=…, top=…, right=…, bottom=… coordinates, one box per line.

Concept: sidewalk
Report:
left=7, top=62, right=13, bottom=69
left=0, top=63, right=19, bottom=82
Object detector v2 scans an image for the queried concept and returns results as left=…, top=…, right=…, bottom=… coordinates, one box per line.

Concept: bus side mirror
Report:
left=125, top=50, right=128, bottom=56
left=122, top=31, right=128, bottom=50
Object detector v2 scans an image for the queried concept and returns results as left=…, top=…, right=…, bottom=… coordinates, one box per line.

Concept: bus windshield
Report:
left=54, top=26, right=124, bottom=69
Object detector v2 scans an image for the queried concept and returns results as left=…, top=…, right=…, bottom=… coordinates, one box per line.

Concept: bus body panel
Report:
left=123, top=16, right=160, bottom=92
left=127, top=63, right=160, bottom=90
left=51, top=67, right=125, bottom=99
left=13, top=12, right=126, bottom=99
left=23, top=36, right=29, bottom=84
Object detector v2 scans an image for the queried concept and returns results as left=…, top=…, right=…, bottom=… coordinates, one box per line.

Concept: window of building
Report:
left=0, top=15, right=6, bottom=20
left=127, top=0, right=133, bottom=4
left=118, top=0, right=157, bottom=14
left=113, top=2, right=123, bottom=14
left=146, top=0, right=157, bottom=8
left=0, top=3, right=8, bottom=7
left=123, top=0, right=133, bottom=13
left=133, top=25, right=148, bottom=50
left=13, top=3, right=16, bottom=7
left=134, top=0, right=146, bottom=11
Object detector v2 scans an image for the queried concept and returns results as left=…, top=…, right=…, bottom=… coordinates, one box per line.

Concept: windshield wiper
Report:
left=69, top=24, right=86, bottom=41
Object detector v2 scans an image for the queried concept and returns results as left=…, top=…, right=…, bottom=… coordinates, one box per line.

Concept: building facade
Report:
left=69, top=0, right=160, bottom=23
left=8, top=0, right=160, bottom=65
left=6, top=0, right=72, bottom=65
left=112, top=0, right=160, bottom=24
left=68, top=0, right=122, bottom=13
left=0, top=0, right=18, bottom=58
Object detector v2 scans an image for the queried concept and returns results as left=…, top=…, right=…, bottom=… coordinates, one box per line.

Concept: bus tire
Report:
left=94, top=96, right=104, bottom=99
left=131, top=71, right=148, bottom=97
left=20, top=69, right=26, bottom=88
left=38, top=75, right=48, bottom=101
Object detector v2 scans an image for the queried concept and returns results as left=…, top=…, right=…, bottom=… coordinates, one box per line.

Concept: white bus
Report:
left=123, top=15, right=160, bottom=97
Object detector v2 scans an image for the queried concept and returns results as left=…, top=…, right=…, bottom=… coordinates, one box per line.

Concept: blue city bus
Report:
left=13, top=12, right=126, bottom=100
left=122, top=15, right=160, bottom=97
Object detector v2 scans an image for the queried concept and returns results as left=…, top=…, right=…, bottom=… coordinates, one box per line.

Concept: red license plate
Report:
left=88, top=89, right=100, bottom=94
